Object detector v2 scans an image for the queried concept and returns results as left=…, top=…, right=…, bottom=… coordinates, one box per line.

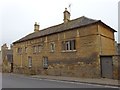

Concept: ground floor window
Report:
left=43, top=56, right=48, bottom=69
left=28, top=56, right=32, bottom=68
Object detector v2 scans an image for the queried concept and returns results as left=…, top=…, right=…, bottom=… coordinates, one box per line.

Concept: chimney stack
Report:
left=34, top=22, right=39, bottom=32
left=63, top=8, right=70, bottom=23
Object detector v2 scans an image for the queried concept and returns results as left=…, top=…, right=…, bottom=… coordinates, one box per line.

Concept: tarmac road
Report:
left=2, top=73, right=119, bottom=88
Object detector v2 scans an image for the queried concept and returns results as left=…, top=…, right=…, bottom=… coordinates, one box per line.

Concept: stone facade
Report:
left=13, top=9, right=117, bottom=79
left=113, top=55, right=120, bottom=79
left=0, top=51, right=2, bottom=65
left=117, top=43, right=120, bottom=55
left=1, top=44, right=13, bottom=72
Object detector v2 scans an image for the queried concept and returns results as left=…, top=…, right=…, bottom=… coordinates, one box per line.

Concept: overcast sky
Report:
left=0, top=0, right=119, bottom=48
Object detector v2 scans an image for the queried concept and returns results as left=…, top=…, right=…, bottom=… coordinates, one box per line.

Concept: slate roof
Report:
left=13, top=16, right=116, bottom=44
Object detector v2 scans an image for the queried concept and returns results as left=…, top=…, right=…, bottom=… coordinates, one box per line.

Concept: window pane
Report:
left=43, top=57, right=48, bottom=69
left=66, top=41, right=69, bottom=50
left=38, top=45, right=42, bottom=52
left=73, top=40, right=76, bottom=50
left=33, top=46, right=37, bottom=53
left=50, top=43, right=55, bottom=52
left=71, top=40, right=76, bottom=50
left=70, top=40, right=72, bottom=50
left=62, top=40, right=76, bottom=51
left=28, top=56, right=32, bottom=67
left=25, top=47, right=27, bottom=53
left=18, top=48, right=22, bottom=54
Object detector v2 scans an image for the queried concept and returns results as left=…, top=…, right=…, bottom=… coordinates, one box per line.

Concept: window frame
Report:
left=43, top=56, right=48, bottom=69
left=33, top=46, right=37, bottom=53
left=38, top=45, right=42, bottom=52
left=25, top=47, right=27, bottom=53
left=62, top=39, right=76, bottom=52
left=28, top=56, right=32, bottom=68
left=50, top=42, right=55, bottom=52
left=17, top=48, right=22, bottom=54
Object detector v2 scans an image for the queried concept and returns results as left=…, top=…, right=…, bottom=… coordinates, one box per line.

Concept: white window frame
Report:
left=62, top=39, right=76, bottom=52
left=50, top=42, right=55, bottom=52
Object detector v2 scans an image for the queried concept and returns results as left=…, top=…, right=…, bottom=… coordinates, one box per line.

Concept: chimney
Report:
left=34, top=22, right=39, bottom=32
left=2, top=43, right=8, bottom=50
left=63, top=8, right=70, bottom=23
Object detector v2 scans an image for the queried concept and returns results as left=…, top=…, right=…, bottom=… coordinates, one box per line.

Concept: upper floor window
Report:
left=50, top=42, right=55, bottom=52
left=25, top=47, right=27, bottom=53
left=38, top=45, right=42, bottom=52
left=62, top=39, right=76, bottom=51
left=17, top=48, right=22, bottom=54
left=33, top=46, right=37, bottom=53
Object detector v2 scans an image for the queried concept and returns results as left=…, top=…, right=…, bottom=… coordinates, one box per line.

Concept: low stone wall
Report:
left=2, top=60, right=11, bottom=73
left=13, top=61, right=100, bottom=78
left=113, top=55, right=120, bottom=80
left=13, top=66, right=37, bottom=75
left=41, top=62, right=100, bottom=78
left=13, top=55, right=120, bottom=79
left=13, top=53, right=101, bottom=78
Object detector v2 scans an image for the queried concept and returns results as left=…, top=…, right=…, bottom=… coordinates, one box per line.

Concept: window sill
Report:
left=17, top=53, right=22, bottom=55
left=61, top=50, right=77, bottom=53
left=33, top=53, right=37, bottom=54
left=49, top=51, right=55, bottom=53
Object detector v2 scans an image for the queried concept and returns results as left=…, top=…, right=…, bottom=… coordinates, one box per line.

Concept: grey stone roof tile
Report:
left=13, top=16, right=116, bottom=44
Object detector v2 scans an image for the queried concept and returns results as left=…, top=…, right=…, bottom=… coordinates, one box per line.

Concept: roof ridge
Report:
left=38, top=16, right=95, bottom=32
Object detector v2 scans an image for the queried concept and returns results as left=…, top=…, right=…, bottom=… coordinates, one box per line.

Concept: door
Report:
left=100, top=56, right=113, bottom=79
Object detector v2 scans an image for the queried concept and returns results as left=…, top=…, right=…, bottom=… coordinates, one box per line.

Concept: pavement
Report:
left=31, top=75, right=120, bottom=87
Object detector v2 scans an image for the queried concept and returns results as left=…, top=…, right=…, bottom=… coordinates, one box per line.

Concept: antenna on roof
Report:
left=68, top=4, right=72, bottom=14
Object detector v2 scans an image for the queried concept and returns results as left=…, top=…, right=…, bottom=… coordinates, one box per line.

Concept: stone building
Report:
left=0, top=51, right=2, bottom=65
left=1, top=44, right=13, bottom=72
left=117, top=43, right=120, bottom=55
left=0, top=50, right=1, bottom=72
left=13, top=8, right=118, bottom=79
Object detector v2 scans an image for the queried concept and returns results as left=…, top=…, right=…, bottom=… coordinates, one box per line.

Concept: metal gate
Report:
left=100, top=56, right=113, bottom=79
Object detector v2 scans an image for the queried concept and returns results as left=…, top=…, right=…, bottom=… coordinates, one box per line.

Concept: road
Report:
left=2, top=73, right=118, bottom=88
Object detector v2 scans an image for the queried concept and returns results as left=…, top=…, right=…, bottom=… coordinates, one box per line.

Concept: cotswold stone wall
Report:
left=13, top=23, right=117, bottom=79
left=41, top=62, right=100, bottom=78
left=13, top=61, right=100, bottom=78
left=40, top=53, right=100, bottom=78
left=13, top=55, right=120, bottom=80
left=113, top=55, right=120, bottom=80
left=2, top=60, right=11, bottom=73
left=13, top=53, right=101, bottom=78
